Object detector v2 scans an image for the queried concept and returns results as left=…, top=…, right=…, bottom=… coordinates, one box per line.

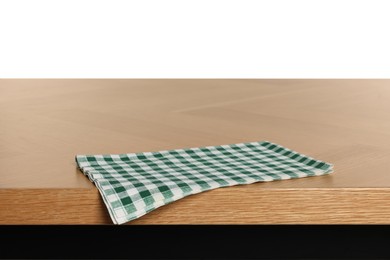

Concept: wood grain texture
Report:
left=0, top=189, right=111, bottom=224
left=2, top=187, right=390, bottom=224
left=1, top=79, right=390, bottom=224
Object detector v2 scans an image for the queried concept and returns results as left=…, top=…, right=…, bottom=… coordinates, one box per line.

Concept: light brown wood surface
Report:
left=1, top=79, right=390, bottom=224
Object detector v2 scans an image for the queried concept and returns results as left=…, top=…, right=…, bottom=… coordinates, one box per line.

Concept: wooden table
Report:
left=1, top=79, right=390, bottom=224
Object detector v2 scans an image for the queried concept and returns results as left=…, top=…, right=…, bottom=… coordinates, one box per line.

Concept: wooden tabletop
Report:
left=1, top=79, right=390, bottom=224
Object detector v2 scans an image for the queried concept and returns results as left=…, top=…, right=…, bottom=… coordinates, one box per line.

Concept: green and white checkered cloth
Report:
left=75, top=141, right=333, bottom=224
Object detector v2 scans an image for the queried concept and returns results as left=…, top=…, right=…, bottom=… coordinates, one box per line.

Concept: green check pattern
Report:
left=75, top=141, right=333, bottom=224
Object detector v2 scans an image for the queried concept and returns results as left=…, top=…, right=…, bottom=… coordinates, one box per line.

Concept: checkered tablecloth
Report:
left=75, top=141, right=333, bottom=224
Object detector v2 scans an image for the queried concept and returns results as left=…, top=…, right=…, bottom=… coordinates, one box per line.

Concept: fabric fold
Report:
left=75, top=141, right=333, bottom=224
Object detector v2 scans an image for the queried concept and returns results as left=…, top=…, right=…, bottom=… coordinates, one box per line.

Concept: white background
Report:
left=0, top=0, right=389, bottom=78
